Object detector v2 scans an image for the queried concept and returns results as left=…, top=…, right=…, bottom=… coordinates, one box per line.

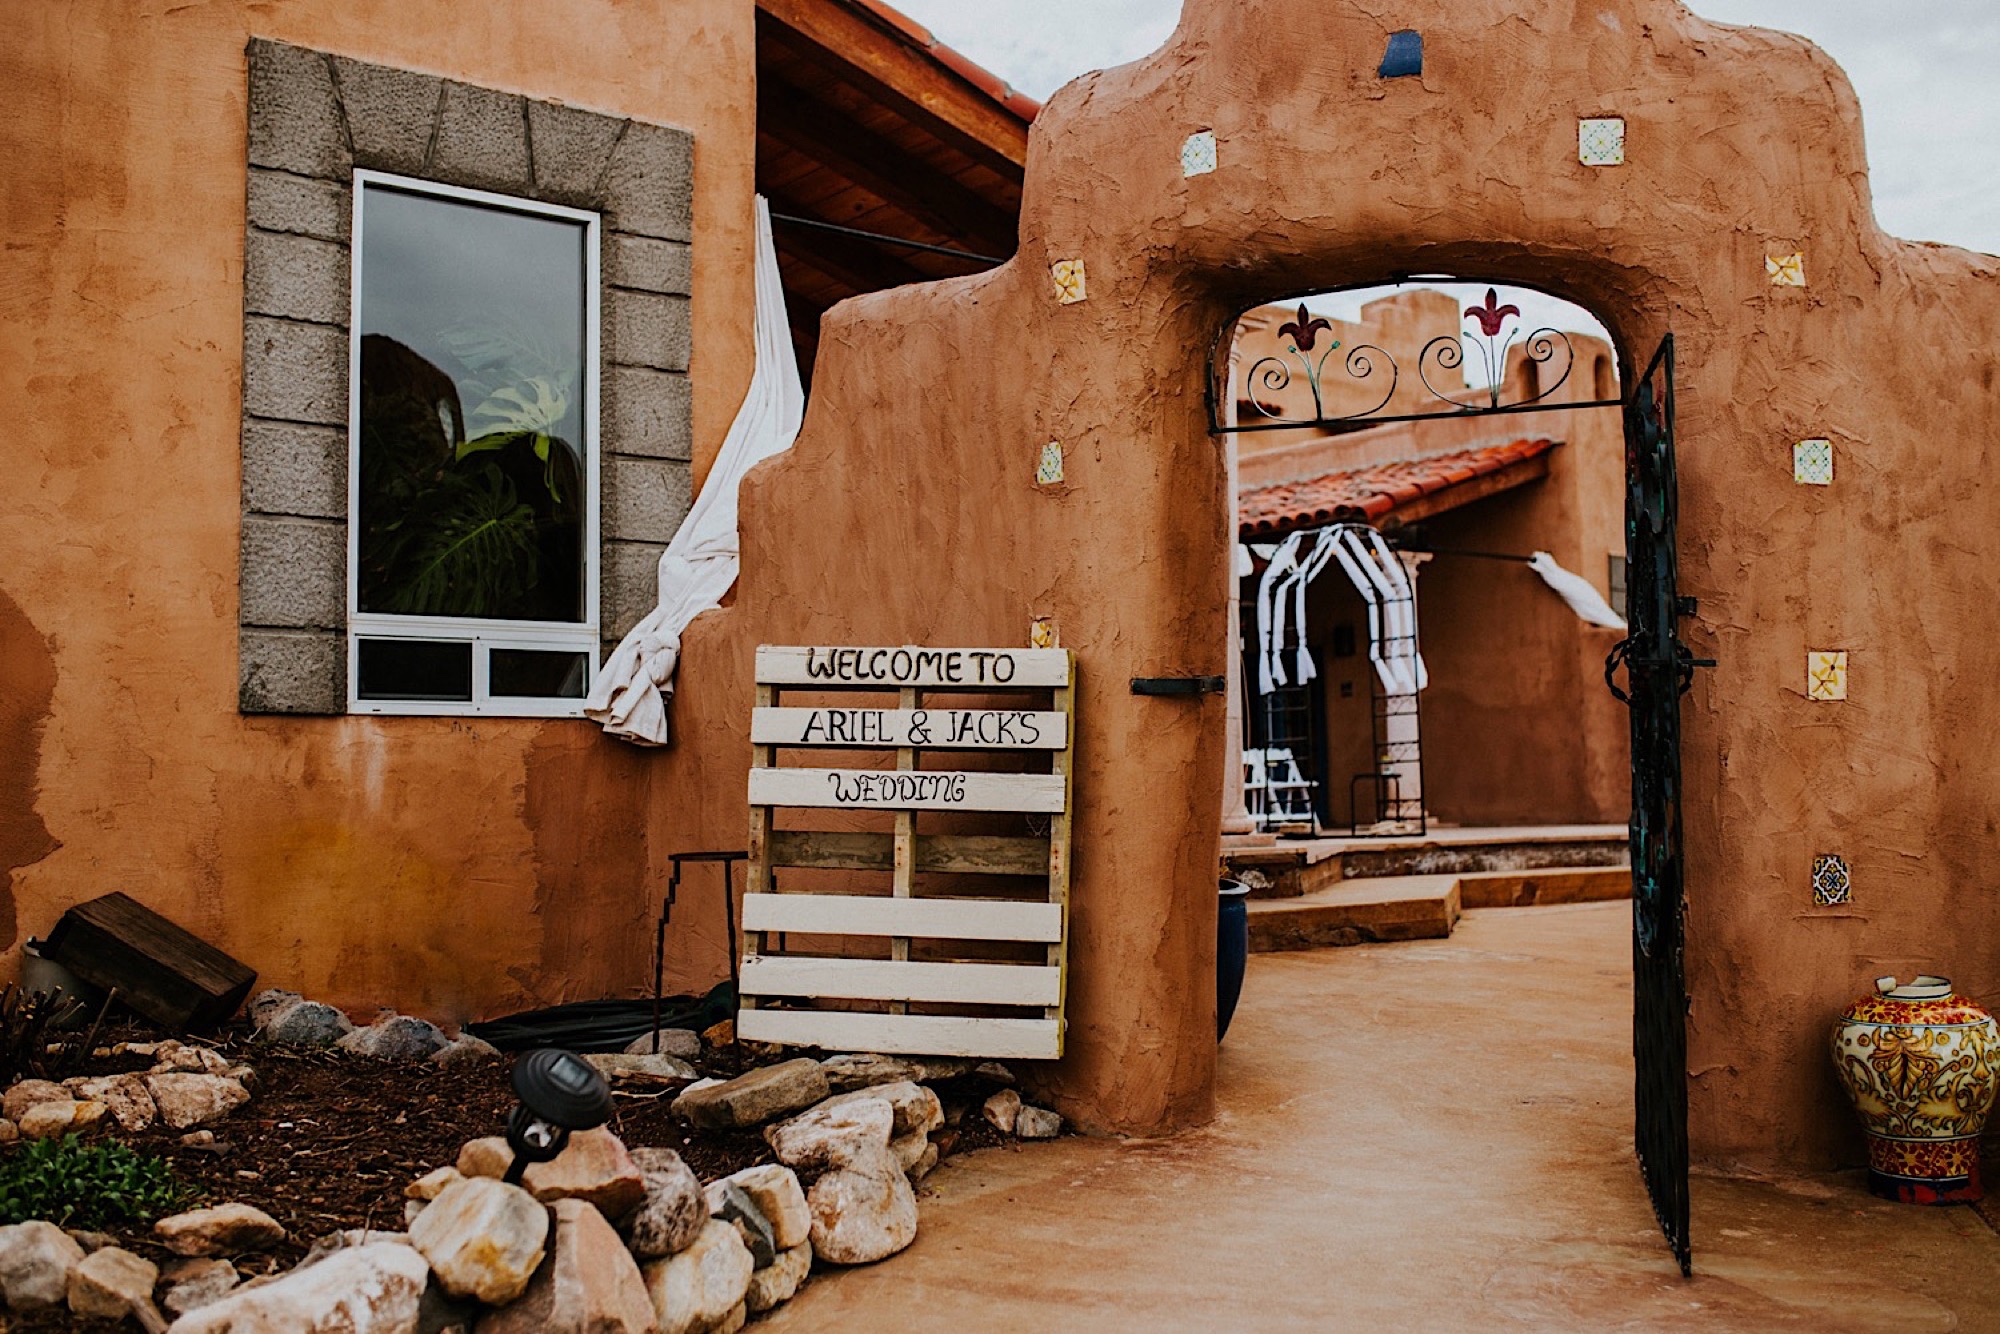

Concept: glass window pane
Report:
left=489, top=648, right=590, bottom=699
left=357, top=638, right=473, bottom=701
left=356, top=184, right=589, bottom=623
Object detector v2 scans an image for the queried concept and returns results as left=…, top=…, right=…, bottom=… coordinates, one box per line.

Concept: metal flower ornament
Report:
left=1226, top=284, right=1590, bottom=433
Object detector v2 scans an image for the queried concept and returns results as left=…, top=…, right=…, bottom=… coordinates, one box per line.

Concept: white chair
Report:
left=1262, top=746, right=1317, bottom=825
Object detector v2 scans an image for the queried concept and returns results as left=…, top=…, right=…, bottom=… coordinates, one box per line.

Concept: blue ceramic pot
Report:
left=1218, top=878, right=1250, bottom=1040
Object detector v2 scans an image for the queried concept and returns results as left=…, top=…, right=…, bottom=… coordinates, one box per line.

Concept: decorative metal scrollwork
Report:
left=1213, top=286, right=1615, bottom=436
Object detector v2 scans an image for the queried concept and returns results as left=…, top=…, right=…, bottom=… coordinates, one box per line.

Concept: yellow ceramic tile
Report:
left=1036, top=440, right=1064, bottom=485
left=1578, top=117, right=1625, bottom=166
left=1051, top=258, right=1088, bottom=305
left=1767, top=252, right=1805, bottom=287
left=1807, top=650, right=1847, bottom=701
left=1793, top=438, right=1833, bottom=485
left=1030, top=617, right=1059, bottom=649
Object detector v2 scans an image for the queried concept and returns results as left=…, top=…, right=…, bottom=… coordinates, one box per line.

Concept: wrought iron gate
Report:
left=1605, top=333, right=1707, bottom=1276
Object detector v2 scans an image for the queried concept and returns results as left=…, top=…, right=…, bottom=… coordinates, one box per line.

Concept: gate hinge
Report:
left=1130, top=675, right=1226, bottom=696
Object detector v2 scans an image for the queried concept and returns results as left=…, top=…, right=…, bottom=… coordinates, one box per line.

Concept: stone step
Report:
left=1340, top=839, right=1628, bottom=880
left=1247, top=875, right=1460, bottom=952
left=1223, top=846, right=1344, bottom=900
left=1456, top=866, right=1632, bottom=909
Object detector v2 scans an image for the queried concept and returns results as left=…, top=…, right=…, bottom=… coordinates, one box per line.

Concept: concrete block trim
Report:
left=241, top=38, right=694, bottom=714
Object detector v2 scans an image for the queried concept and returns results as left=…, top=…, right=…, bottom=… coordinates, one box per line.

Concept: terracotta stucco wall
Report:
left=654, top=0, right=2000, bottom=1171
left=3, top=1, right=754, bottom=1018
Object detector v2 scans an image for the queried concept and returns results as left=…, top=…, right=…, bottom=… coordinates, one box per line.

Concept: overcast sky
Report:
left=893, top=0, right=2000, bottom=257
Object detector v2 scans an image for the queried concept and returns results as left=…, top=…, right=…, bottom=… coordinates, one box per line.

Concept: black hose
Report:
left=465, top=981, right=736, bottom=1053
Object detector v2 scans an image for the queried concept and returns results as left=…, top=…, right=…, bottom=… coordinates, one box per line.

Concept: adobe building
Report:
left=10, top=0, right=2000, bottom=1200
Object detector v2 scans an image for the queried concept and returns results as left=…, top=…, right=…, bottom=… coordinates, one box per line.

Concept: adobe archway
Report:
left=657, top=0, right=2000, bottom=1177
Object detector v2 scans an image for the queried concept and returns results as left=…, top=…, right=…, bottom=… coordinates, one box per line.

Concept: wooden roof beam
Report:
left=756, top=0, right=1031, bottom=176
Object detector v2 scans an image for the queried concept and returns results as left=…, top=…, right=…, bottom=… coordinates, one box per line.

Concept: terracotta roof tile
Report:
left=1238, top=438, right=1559, bottom=537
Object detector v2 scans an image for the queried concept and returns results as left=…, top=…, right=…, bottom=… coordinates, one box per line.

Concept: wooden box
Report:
left=42, top=893, right=257, bottom=1030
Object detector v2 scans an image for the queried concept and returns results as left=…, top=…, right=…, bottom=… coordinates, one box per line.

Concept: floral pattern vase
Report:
left=1830, top=975, right=1998, bottom=1204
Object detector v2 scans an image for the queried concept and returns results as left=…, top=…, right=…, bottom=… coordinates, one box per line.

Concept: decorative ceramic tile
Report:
left=1767, top=252, right=1806, bottom=287
left=1807, top=650, right=1847, bottom=701
left=1793, top=438, right=1833, bottom=486
left=1378, top=30, right=1423, bottom=79
left=1051, top=259, right=1088, bottom=305
left=1812, top=854, right=1851, bottom=905
left=1036, top=440, right=1064, bottom=485
left=1180, top=130, right=1217, bottom=177
left=1578, top=117, right=1626, bottom=166
left=1030, top=617, right=1059, bottom=650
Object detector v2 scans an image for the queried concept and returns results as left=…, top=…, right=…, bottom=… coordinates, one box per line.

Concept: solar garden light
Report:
left=502, top=1048, right=613, bottom=1186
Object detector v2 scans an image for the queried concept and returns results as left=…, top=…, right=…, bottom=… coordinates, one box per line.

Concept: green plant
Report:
left=0, top=1136, right=187, bottom=1229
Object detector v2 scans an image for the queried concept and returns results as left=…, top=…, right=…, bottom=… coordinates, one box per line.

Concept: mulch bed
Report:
left=7, top=1019, right=1009, bottom=1330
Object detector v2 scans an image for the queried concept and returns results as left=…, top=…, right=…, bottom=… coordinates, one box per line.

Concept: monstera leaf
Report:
left=380, top=464, right=539, bottom=618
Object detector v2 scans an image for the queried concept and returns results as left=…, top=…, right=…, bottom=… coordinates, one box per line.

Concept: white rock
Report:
left=402, top=1200, right=426, bottom=1228
left=807, top=1148, right=918, bottom=1265
left=982, top=1088, right=1021, bottom=1134
left=144, top=1073, right=250, bottom=1129
left=154, top=1202, right=287, bottom=1256
left=520, top=1126, right=646, bottom=1220
left=623, top=1147, right=707, bottom=1260
left=0, top=1118, right=17, bottom=1143
left=478, top=1197, right=656, bottom=1334
left=20, top=1098, right=105, bottom=1139
left=822, top=1080, right=943, bottom=1137
left=909, top=1141, right=941, bottom=1181
left=151, top=1040, right=233, bottom=1075
left=589, top=1052, right=700, bottom=1083
left=455, top=1136, right=513, bottom=1180
left=624, top=1028, right=702, bottom=1060
left=671, top=1059, right=829, bottom=1130
left=707, top=1164, right=810, bottom=1251
left=764, top=1097, right=894, bottom=1173
left=2, top=1079, right=70, bottom=1123
left=745, top=1242, right=812, bottom=1313
left=1016, top=1105, right=1062, bottom=1139
left=161, top=1257, right=238, bottom=1316
left=66, top=1245, right=159, bottom=1324
left=167, top=1242, right=428, bottom=1333
left=405, top=1165, right=463, bottom=1201
left=889, top=1131, right=929, bottom=1172
left=0, top=1219, right=85, bottom=1310
left=816, top=1053, right=925, bottom=1093
left=642, top=1219, right=754, bottom=1334
left=63, top=1074, right=156, bottom=1131
left=409, top=1177, right=548, bottom=1305
left=429, top=1033, right=500, bottom=1067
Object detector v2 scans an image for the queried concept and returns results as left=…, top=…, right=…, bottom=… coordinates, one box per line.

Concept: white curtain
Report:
left=585, top=197, right=805, bottom=745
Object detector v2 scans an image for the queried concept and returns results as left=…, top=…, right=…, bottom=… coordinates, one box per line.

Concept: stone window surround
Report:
left=238, top=38, right=694, bottom=715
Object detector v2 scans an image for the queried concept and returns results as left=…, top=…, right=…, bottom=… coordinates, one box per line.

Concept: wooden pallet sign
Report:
left=739, top=645, right=1074, bottom=1060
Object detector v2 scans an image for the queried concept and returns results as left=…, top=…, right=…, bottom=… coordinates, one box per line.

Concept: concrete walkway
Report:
left=766, top=902, right=2000, bottom=1332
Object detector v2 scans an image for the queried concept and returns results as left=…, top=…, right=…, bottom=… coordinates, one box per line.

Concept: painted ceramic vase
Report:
left=1830, top=975, right=1998, bottom=1204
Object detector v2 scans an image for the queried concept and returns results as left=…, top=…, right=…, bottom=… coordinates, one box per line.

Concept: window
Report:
left=347, top=172, right=600, bottom=715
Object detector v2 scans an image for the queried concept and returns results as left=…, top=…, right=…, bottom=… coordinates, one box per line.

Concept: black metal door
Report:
left=1606, top=334, right=1704, bottom=1276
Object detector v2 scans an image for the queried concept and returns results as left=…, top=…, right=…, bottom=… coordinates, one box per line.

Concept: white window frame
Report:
left=345, top=170, right=602, bottom=717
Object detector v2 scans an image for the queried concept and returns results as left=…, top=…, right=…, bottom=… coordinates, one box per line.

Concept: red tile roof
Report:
left=1238, top=438, right=1560, bottom=537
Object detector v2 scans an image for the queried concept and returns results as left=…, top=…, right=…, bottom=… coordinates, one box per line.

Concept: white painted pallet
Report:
left=741, top=644, right=1074, bottom=1060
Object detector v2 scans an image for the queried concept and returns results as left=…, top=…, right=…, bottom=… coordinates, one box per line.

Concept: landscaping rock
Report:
left=817, top=1053, right=924, bottom=1093
left=0, top=1220, right=85, bottom=1310
left=180, top=1129, right=216, bottom=1147
left=0, top=1118, right=17, bottom=1143
left=588, top=1051, right=700, bottom=1084
left=456, top=1136, right=514, bottom=1179
left=716, top=1301, right=747, bottom=1333
left=161, top=1257, right=238, bottom=1317
left=704, top=1181, right=776, bottom=1267
left=170, top=1242, right=429, bottom=1333
left=477, top=1198, right=654, bottom=1334
left=66, top=1230, right=116, bottom=1253
left=764, top=1096, right=894, bottom=1174
left=745, top=1242, right=811, bottom=1313
left=700, top=1018, right=734, bottom=1048
left=622, top=1147, right=707, bottom=1259
left=20, top=1097, right=105, bottom=1139
left=1016, top=1105, right=1062, bottom=1139
left=410, top=1177, right=549, bottom=1305
left=705, top=1164, right=809, bottom=1251
left=823, top=1080, right=943, bottom=1137
left=430, top=1033, right=501, bottom=1067
left=973, top=1060, right=1017, bottom=1086
left=67, top=1245, right=160, bottom=1325
left=64, top=1073, right=156, bottom=1131
left=337, top=1013, right=450, bottom=1060
left=671, top=1058, right=829, bottom=1130
left=982, top=1088, right=1021, bottom=1134
left=624, top=1027, right=702, bottom=1059
left=293, top=1229, right=410, bottom=1273
left=155, top=1202, right=287, bottom=1257
left=407, top=1165, right=464, bottom=1201
left=2, top=1079, right=70, bottom=1123
left=417, top=1276, right=480, bottom=1334
left=146, top=1073, right=250, bottom=1129
left=521, top=1126, right=646, bottom=1220
left=909, top=1142, right=940, bottom=1181
left=249, top=990, right=353, bottom=1048
left=641, top=1219, right=753, bottom=1334
left=890, top=1130, right=929, bottom=1172
left=404, top=1200, right=427, bottom=1228
left=806, top=1148, right=918, bottom=1265
left=151, top=1041, right=230, bottom=1075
